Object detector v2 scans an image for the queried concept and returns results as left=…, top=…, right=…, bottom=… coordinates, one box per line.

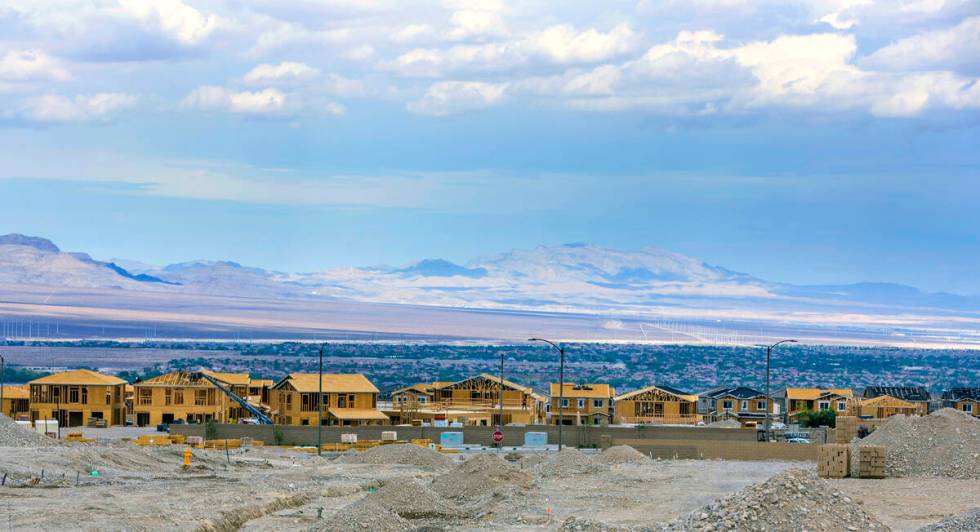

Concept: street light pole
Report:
left=1, top=353, right=5, bottom=418
left=498, top=350, right=504, bottom=453
left=528, top=338, right=565, bottom=451
left=317, top=344, right=324, bottom=456
left=764, top=339, right=797, bottom=441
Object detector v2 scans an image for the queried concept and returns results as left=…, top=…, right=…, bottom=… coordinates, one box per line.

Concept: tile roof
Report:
left=550, top=383, right=615, bottom=398
left=30, top=369, right=126, bottom=386
left=942, top=388, right=980, bottom=401
left=273, top=373, right=379, bottom=394
left=862, top=386, right=930, bottom=402
left=703, top=386, right=766, bottom=400
left=783, top=388, right=853, bottom=400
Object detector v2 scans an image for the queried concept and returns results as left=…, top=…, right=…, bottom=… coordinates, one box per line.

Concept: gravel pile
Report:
left=560, top=516, right=635, bottom=531
left=917, top=508, right=980, bottom=531
left=595, top=445, right=651, bottom=465
left=367, top=477, right=463, bottom=519
left=0, top=414, right=58, bottom=447
left=534, top=447, right=604, bottom=477
left=853, top=408, right=980, bottom=479
left=312, top=499, right=410, bottom=532
left=337, top=444, right=451, bottom=470
left=431, top=453, right=532, bottom=502
left=707, top=419, right=742, bottom=429
left=659, top=469, right=889, bottom=531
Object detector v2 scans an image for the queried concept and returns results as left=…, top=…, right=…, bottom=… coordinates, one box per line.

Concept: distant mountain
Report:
left=1, top=233, right=977, bottom=316
left=0, top=234, right=60, bottom=253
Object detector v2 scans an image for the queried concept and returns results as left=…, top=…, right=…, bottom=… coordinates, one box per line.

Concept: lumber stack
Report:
left=817, top=443, right=850, bottom=478
left=857, top=445, right=886, bottom=478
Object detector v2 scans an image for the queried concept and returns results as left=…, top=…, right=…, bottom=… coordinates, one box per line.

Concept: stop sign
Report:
left=492, top=430, right=504, bottom=443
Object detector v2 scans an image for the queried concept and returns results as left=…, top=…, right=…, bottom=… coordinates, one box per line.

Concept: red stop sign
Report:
left=492, top=430, right=504, bottom=443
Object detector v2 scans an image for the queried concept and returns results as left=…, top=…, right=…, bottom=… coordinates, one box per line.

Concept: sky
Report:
left=0, top=0, right=978, bottom=294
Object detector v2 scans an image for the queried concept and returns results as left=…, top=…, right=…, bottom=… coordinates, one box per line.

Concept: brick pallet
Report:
left=857, top=445, right=886, bottom=478
left=818, top=443, right=850, bottom=478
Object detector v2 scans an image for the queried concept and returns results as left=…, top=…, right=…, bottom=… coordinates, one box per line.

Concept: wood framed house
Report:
left=386, top=375, right=545, bottom=426
left=700, top=386, right=772, bottom=426
left=857, top=394, right=918, bottom=419
left=1, top=384, right=30, bottom=420
left=776, top=388, right=854, bottom=423
left=861, top=386, right=930, bottom=416
left=29, top=369, right=127, bottom=427
left=942, top=388, right=980, bottom=418
left=131, top=370, right=253, bottom=427
left=550, top=383, right=615, bottom=426
left=269, top=373, right=388, bottom=426
left=613, top=385, right=698, bottom=425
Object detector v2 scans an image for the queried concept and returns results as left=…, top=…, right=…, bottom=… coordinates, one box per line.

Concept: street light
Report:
left=528, top=338, right=565, bottom=451
left=497, top=350, right=504, bottom=453
left=317, top=344, right=324, bottom=456
left=1, top=353, right=5, bottom=418
left=763, top=339, right=797, bottom=441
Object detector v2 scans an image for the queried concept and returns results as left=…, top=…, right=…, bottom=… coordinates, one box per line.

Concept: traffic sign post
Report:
left=492, top=430, right=503, bottom=444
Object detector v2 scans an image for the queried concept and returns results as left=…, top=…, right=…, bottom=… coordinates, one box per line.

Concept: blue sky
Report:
left=0, top=0, right=978, bottom=293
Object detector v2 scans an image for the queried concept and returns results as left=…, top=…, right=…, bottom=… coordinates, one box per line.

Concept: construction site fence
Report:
left=172, top=422, right=770, bottom=450
left=612, top=438, right=818, bottom=461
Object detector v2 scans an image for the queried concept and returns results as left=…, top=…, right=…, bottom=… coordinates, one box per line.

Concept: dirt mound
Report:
left=707, top=419, right=742, bottom=429
left=367, top=477, right=464, bottom=519
left=595, top=445, right=650, bottom=465
left=432, top=453, right=532, bottom=502
left=337, top=444, right=451, bottom=470
left=534, top=447, right=604, bottom=477
left=659, top=469, right=889, bottom=531
left=312, top=498, right=410, bottom=532
left=560, top=516, right=636, bottom=531
left=0, top=414, right=59, bottom=447
left=917, top=508, right=980, bottom=531
left=853, top=408, right=980, bottom=479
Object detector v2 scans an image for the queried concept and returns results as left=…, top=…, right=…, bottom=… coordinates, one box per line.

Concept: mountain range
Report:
left=1, top=233, right=978, bottom=319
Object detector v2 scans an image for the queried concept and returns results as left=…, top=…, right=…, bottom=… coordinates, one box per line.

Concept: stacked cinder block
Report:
left=817, top=443, right=850, bottom=478
left=857, top=445, right=886, bottom=478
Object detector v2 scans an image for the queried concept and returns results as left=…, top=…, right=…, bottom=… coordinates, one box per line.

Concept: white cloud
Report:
left=525, top=23, right=635, bottom=64
left=447, top=9, right=507, bottom=40
left=118, top=0, right=220, bottom=46
left=243, top=61, right=319, bottom=83
left=344, top=44, right=376, bottom=61
left=863, top=16, right=980, bottom=73
left=0, top=49, right=70, bottom=81
left=392, top=24, right=434, bottom=43
left=182, top=86, right=286, bottom=114
left=407, top=81, right=506, bottom=115
left=324, top=73, right=368, bottom=97
left=19, top=92, right=136, bottom=123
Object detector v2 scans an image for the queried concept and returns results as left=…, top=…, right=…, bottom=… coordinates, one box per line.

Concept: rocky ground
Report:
left=1, top=416, right=978, bottom=531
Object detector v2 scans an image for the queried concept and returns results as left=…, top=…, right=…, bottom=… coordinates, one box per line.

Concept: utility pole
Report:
left=529, top=338, right=566, bottom=451
left=0, top=353, right=5, bottom=418
left=764, top=339, right=797, bottom=441
left=317, top=344, right=324, bottom=456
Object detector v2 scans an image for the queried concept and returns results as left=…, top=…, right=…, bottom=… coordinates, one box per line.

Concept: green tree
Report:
left=798, top=408, right=837, bottom=428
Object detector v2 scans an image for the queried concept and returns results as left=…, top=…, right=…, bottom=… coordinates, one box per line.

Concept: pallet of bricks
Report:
left=204, top=438, right=241, bottom=450
left=817, top=443, right=850, bottom=478
left=136, top=434, right=173, bottom=446
left=857, top=445, right=886, bottom=478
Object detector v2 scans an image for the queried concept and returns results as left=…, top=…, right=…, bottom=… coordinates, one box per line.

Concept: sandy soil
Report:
left=834, top=477, right=980, bottom=532
left=0, top=441, right=974, bottom=531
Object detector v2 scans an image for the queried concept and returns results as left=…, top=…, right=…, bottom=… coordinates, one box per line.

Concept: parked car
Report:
left=786, top=437, right=811, bottom=444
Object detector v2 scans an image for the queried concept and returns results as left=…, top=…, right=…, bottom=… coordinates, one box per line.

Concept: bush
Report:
left=798, top=408, right=837, bottom=428
left=205, top=419, right=218, bottom=440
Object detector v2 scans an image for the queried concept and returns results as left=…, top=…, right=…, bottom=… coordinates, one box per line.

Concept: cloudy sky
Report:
left=0, top=0, right=978, bottom=293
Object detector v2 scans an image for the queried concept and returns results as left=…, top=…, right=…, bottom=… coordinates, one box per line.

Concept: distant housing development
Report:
left=6, top=367, right=978, bottom=428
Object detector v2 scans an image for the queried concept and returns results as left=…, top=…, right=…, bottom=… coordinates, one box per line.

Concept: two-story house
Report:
left=700, top=386, right=772, bottom=426
left=613, top=385, right=698, bottom=425
left=29, top=369, right=127, bottom=427
left=269, top=373, right=388, bottom=426
left=549, top=383, right=615, bottom=425
left=775, top=387, right=854, bottom=424
left=861, top=386, right=930, bottom=416
left=942, top=388, right=980, bottom=417
left=131, top=370, right=253, bottom=427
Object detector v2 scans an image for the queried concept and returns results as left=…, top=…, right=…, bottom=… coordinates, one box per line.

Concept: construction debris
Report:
left=917, top=508, right=980, bottom=531
left=659, top=468, right=890, bottom=531
left=364, top=477, right=464, bottom=519
left=431, top=453, right=532, bottom=502
left=534, top=447, right=604, bottom=477
left=336, top=443, right=450, bottom=470
left=0, top=414, right=59, bottom=447
left=853, top=408, right=980, bottom=479
left=706, top=419, right=742, bottom=429
left=595, top=445, right=651, bottom=466
left=313, top=499, right=410, bottom=532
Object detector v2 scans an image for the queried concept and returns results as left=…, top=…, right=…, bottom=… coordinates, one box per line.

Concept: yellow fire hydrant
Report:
left=183, top=447, right=192, bottom=468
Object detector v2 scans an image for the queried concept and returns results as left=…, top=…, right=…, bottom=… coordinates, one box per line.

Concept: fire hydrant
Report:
left=183, top=447, right=192, bottom=468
